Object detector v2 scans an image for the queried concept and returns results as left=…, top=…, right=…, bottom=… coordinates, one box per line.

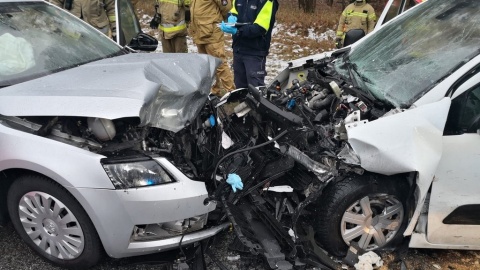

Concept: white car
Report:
left=193, top=1, right=478, bottom=267
left=0, top=0, right=227, bottom=268
left=267, top=0, right=480, bottom=259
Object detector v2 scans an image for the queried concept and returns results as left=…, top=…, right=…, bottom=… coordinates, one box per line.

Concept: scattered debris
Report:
left=354, top=252, right=383, bottom=270
left=227, top=255, right=241, bottom=261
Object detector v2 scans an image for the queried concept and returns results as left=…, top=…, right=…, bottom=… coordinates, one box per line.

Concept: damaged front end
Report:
left=205, top=51, right=413, bottom=269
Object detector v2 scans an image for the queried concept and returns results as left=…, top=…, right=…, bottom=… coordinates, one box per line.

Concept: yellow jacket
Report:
left=50, top=0, right=116, bottom=34
left=158, top=0, right=189, bottom=39
left=189, top=0, right=231, bottom=44
left=336, top=0, right=376, bottom=39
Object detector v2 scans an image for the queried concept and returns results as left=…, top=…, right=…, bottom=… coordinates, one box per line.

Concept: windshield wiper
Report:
left=342, top=54, right=358, bottom=87
left=342, top=55, right=376, bottom=102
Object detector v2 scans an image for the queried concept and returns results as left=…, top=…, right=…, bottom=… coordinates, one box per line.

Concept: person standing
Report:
left=50, top=0, right=116, bottom=38
left=189, top=0, right=235, bottom=96
left=156, top=0, right=189, bottom=53
left=220, top=0, right=279, bottom=88
left=335, top=0, right=376, bottom=48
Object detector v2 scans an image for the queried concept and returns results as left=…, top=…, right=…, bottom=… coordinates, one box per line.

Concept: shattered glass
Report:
left=335, top=0, right=480, bottom=108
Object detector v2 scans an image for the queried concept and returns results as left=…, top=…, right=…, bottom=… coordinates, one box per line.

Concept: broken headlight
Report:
left=102, top=160, right=174, bottom=189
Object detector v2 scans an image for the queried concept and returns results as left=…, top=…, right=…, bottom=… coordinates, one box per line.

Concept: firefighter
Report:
left=189, top=0, right=235, bottom=96
left=220, top=0, right=279, bottom=88
left=50, top=0, right=116, bottom=38
left=156, top=0, right=189, bottom=53
left=336, top=0, right=376, bottom=48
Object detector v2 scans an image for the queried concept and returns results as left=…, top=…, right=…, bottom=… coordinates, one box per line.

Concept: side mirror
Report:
left=128, top=32, right=158, bottom=52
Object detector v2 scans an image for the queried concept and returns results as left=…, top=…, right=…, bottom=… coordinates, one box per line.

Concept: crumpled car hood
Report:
left=0, top=53, right=219, bottom=132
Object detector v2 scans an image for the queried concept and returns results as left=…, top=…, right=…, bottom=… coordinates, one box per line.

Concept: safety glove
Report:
left=227, top=14, right=237, bottom=23
left=226, top=173, right=243, bottom=193
left=220, top=21, right=237, bottom=35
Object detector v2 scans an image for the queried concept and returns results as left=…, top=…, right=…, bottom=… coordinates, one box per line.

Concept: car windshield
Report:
left=0, top=2, right=124, bottom=87
left=334, top=0, right=480, bottom=108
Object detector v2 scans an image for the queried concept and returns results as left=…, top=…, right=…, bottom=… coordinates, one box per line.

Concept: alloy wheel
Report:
left=340, top=193, right=404, bottom=251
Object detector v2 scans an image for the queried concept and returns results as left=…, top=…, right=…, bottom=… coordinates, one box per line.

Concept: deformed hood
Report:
left=0, top=53, right=219, bottom=132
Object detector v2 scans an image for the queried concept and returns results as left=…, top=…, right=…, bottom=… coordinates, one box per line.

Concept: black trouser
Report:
left=233, top=53, right=266, bottom=88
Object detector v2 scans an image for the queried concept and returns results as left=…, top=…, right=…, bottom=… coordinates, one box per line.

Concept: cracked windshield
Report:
left=335, top=0, right=480, bottom=108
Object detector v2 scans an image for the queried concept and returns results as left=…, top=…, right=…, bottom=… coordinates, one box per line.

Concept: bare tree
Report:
left=298, top=0, right=307, bottom=11
left=299, top=0, right=315, bottom=13
left=304, top=0, right=316, bottom=13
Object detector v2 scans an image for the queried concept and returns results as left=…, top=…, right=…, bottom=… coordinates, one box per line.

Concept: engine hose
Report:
left=314, top=109, right=329, bottom=123
left=211, top=129, right=289, bottom=188
left=308, top=93, right=325, bottom=108
left=312, top=94, right=335, bottom=110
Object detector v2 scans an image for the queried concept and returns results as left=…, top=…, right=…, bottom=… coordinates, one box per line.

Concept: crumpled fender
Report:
left=347, top=97, right=451, bottom=235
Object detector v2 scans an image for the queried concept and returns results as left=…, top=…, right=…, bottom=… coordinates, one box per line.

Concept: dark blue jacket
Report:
left=231, top=0, right=278, bottom=56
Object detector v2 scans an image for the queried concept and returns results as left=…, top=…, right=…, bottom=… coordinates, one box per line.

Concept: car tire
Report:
left=313, top=173, right=409, bottom=257
left=7, top=175, right=102, bottom=269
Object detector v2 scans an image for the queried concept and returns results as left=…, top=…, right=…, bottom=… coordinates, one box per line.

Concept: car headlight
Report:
left=102, top=160, right=174, bottom=189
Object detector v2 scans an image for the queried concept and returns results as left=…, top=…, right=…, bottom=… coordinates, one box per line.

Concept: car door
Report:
left=427, top=73, right=480, bottom=246
left=115, top=0, right=158, bottom=51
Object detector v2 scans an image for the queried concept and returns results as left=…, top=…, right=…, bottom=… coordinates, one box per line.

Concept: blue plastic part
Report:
left=226, top=173, right=243, bottom=193
left=287, top=99, right=296, bottom=110
left=209, top=115, right=216, bottom=127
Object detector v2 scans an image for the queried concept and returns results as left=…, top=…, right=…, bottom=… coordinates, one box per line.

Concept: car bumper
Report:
left=127, top=222, right=229, bottom=256
left=67, top=157, right=220, bottom=258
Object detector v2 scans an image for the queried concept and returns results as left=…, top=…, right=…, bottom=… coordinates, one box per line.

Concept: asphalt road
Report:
left=0, top=223, right=264, bottom=270
left=3, top=222, right=480, bottom=270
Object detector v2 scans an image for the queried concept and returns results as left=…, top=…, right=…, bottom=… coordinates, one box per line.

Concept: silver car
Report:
left=0, top=0, right=226, bottom=268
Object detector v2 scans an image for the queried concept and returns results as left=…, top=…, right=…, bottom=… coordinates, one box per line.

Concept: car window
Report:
left=383, top=0, right=403, bottom=24
left=445, top=85, right=480, bottom=135
left=334, top=0, right=480, bottom=108
left=118, top=0, right=141, bottom=46
left=404, top=0, right=416, bottom=11
left=0, top=2, right=124, bottom=87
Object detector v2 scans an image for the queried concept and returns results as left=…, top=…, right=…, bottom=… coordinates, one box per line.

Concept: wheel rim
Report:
left=340, top=193, right=404, bottom=251
left=17, top=191, right=85, bottom=260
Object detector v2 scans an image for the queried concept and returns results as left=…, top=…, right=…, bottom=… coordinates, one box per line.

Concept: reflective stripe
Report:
left=253, top=0, right=273, bottom=32
left=346, top=11, right=368, bottom=18
left=160, top=0, right=180, bottom=4
left=158, top=20, right=187, bottom=32
left=108, top=15, right=116, bottom=21
left=184, top=0, right=191, bottom=5
left=368, top=13, right=376, bottom=20
left=336, top=31, right=344, bottom=37
left=231, top=0, right=238, bottom=15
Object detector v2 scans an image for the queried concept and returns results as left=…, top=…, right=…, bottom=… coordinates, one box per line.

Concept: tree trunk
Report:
left=304, top=0, right=316, bottom=13
left=298, top=0, right=307, bottom=11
